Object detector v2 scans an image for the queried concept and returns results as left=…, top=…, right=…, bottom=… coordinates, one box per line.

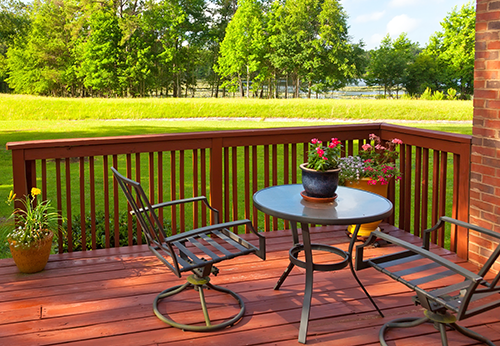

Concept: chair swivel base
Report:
left=379, top=309, right=495, bottom=346
left=153, top=274, right=246, bottom=332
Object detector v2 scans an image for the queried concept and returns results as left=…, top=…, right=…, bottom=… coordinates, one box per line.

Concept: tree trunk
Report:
left=285, top=75, right=288, bottom=99
left=308, top=80, right=311, bottom=99
left=246, top=65, right=250, bottom=98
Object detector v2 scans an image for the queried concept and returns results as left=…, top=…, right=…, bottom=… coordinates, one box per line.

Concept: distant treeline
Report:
left=0, top=0, right=475, bottom=98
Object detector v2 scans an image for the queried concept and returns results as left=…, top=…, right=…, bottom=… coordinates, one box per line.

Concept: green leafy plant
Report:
left=306, top=137, right=342, bottom=171
left=340, top=134, right=403, bottom=186
left=447, top=88, right=457, bottom=100
left=4, top=188, right=63, bottom=249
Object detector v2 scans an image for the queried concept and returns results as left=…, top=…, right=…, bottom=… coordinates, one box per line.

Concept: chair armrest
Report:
left=132, top=195, right=220, bottom=223
left=422, top=216, right=500, bottom=250
left=366, top=230, right=482, bottom=283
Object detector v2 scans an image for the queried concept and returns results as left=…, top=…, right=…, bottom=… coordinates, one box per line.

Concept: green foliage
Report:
left=424, top=2, right=475, bottom=97
left=420, top=87, right=433, bottom=100
left=3, top=188, right=63, bottom=249
left=447, top=87, right=457, bottom=100
left=60, top=211, right=151, bottom=252
left=365, top=33, right=419, bottom=98
left=432, top=90, right=445, bottom=100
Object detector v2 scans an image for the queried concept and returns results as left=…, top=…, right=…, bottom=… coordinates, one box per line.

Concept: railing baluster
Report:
left=180, top=150, right=185, bottom=233
left=170, top=151, right=177, bottom=235
left=89, top=157, right=96, bottom=250
left=232, top=147, right=238, bottom=233
left=284, top=144, right=290, bottom=230
left=113, top=155, right=120, bottom=247
left=252, top=145, right=258, bottom=231
left=431, top=150, right=440, bottom=244
left=103, top=155, right=110, bottom=248
left=421, top=148, right=429, bottom=234
left=264, top=145, right=270, bottom=232
left=223, top=147, right=230, bottom=223
left=192, top=149, right=198, bottom=229
left=244, top=146, right=250, bottom=233
left=403, top=145, right=412, bottom=232
left=201, top=149, right=207, bottom=227
left=438, top=151, right=448, bottom=247
left=65, top=158, right=73, bottom=252
left=272, top=144, right=278, bottom=231
left=157, top=151, right=164, bottom=237
left=413, top=147, right=422, bottom=238
left=56, top=158, right=63, bottom=252
left=79, top=157, right=86, bottom=250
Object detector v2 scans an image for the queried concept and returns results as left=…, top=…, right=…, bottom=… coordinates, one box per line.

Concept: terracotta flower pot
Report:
left=8, top=231, right=54, bottom=273
left=346, top=178, right=389, bottom=238
left=300, top=163, right=340, bottom=198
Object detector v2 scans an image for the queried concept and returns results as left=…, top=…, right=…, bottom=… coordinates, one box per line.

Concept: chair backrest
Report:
left=111, top=167, right=166, bottom=248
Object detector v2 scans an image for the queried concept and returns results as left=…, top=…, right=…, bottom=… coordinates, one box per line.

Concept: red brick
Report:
left=473, top=117, right=485, bottom=126
left=487, top=60, right=500, bottom=70
left=474, top=107, right=499, bottom=118
left=470, top=189, right=481, bottom=200
left=475, top=70, right=499, bottom=79
left=472, top=162, right=497, bottom=174
left=487, top=99, right=500, bottom=109
left=475, top=61, right=486, bottom=71
left=476, top=22, right=488, bottom=32
left=475, top=89, right=498, bottom=99
left=483, top=175, right=500, bottom=187
left=484, top=193, right=500, bottom=206
left=476, top=51, right=499, bottom=61
left=470, top=206, right=481, bottom=218
left=489, top=1, right=500, bottom=10
left=482, top=212, right=500, bottom=226
left=477, top=31, right=500, bottom=40
left=472, top=182, right=496, bottom=194
left=471, top=172, right=482, bottom=182
left=486, top=80, right=500, bottom=88
left=471, top=153, right=483, bottom=163
left=470, top=198, right=495, bottom=212
left=489, top=21, right=500, bottom=30
left=483, top=139, right=500, bottom=150
left=485, top=118, right=500, bottom=128
left=473, top=127, right=497, bottom=137
left=487, top=40, right=500, bottom=49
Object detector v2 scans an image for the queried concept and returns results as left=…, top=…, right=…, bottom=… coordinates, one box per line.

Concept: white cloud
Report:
left=389, top=0, right=418, bottom=7
left=387, top=14, right=419, bottom=37
left=355, top=11, right=385, bottom=23
left=369, top=34, right=385, bottom=47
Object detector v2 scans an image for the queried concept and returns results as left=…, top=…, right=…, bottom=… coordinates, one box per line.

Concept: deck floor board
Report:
left=1, top=224, right=498, bottom=345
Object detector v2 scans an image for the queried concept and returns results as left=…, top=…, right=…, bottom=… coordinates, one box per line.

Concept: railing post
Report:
left=455, top=143, right=472, bottom=259
left=11, top=149, right=35, bottom=207
left=210, top=137, right=224, bottom=223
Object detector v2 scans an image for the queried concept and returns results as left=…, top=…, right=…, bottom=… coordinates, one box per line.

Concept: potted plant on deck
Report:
left=300, top=137, right=342, bottom=200
left=3, top=188, right=62, bottom=273
left=339, top=134, right=403, bottom=237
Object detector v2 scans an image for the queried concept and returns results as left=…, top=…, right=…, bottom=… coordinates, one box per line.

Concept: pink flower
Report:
left=392, top=138, right=403, bottom=145
left=364, top=159, right=372, bottom=163
left=375, top=144, right=386, bottom=150
left=311, top=138, right=319, bottom=144
left=362, top=144, right=372, bottom=151
left=330, top=138, right=341, bottom=147
left=369, top=133, right=377, bottom=140
left=323, top=157, right=328, bottom=160
left=316, top=148, right=324, bottom=157
left=367, top=179, right=377, bottom=185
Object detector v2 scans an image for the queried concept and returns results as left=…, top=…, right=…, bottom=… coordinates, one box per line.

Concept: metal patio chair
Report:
left=355, top=216, right=500, bottom=346
left=111, top=167, right=266, bottom=332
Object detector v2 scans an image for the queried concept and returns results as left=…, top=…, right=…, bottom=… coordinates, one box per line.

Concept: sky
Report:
left=339, top=0, right=473, bottom=50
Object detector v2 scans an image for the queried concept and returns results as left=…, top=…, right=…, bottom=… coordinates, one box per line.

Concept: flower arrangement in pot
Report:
left=300, top=137, right=342, bottom=200
left=3, top=188, right=63, bottom=273
left=339, top=133, right=403, bottom=237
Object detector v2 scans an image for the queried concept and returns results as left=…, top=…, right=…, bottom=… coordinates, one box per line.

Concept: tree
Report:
left=424, top=2, right=475, bottom=97
left=365, top=33, right=418, bottom=97
left=215, top=0, right=265, bottom=97
left=6, top=0, right=75, bottom=96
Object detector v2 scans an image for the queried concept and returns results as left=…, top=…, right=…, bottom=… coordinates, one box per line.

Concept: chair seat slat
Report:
left=199, top=233, right=235, bottom=257
left=408, top=269, right=456, bottom=286
left=393, top=261, right=442, bottom=277
left=213, top=230, right=252, bottom=252
left=187, top=236, right=221, bottom=262
left=172, top=240, right=205, bottom=269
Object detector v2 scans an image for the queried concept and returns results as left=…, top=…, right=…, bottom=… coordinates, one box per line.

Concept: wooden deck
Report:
left=1, top=224, right=499, bottom=346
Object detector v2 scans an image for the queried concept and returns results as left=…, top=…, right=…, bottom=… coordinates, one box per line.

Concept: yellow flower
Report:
left=31, top=188, right=41, bottom=197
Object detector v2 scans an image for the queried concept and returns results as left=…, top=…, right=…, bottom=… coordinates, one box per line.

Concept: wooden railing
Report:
left=7, top=123, right=472, bottom=258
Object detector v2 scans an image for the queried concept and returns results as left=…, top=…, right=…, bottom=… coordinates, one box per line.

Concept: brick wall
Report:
left=470, top=0, right=500, bottom=271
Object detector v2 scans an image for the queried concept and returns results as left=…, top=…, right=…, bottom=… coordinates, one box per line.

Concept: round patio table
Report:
left=253, top=184, right=393, bottom=344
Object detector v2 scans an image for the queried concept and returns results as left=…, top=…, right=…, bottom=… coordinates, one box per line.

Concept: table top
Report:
left=253, top=184, right=393, bottom=225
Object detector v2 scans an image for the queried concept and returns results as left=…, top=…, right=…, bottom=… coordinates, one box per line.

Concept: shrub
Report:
left=420, top=87, right=433, bottom=100
left=432, top=90, right=445, bottom=100
left=447, top=88, right=457, bottom=100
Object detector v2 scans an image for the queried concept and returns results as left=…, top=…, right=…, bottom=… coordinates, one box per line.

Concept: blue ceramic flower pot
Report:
left=300, top=163, right=340, bottom=198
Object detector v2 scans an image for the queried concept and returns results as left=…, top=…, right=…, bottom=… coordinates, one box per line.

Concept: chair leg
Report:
left=379, top=312, right=496, bottom=346
left=153, top=275, right=246, bottom=332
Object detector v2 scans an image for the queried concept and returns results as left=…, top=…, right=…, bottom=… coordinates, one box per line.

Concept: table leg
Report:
left=298, top=222, right=314, bottom=344
left=274, top=222, right=299, bottom=290
left=348, top=224, right=384, bottom=318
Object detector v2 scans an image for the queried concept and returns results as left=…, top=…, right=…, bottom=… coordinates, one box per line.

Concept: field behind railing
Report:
left=0, top=95, right=473, bottom=257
